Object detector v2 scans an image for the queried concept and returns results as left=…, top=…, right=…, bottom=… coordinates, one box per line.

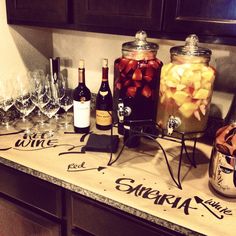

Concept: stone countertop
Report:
left=0, top=123, right=235, bottom=236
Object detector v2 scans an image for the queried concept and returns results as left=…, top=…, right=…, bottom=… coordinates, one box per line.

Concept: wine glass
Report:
left=57, top=74, right=73, bottom=130
left=59, top=93, right=73, bottom=130
left=0, top=75, right=15, bottom=133
left=14, top=73, right=36, bottom=133
left=50, top=72, right=65, bottom=121
left=30, top=69, right=50, bottom=126
left=39, top=75, right=60, bottom=136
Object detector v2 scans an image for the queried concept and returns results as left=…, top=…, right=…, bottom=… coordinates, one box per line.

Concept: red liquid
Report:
left=114, top=57, right=162, bottom=125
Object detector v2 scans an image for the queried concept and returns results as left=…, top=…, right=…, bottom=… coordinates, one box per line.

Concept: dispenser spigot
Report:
left=117, top=99, right=132, bottom=123
left=167, top=116, right=181, bottom=135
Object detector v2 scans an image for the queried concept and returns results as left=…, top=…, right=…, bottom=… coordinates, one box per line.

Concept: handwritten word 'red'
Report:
left=15, top=132, right=58, bottom=149
left=67, top=162, right=86, bottom=171
left=67, top=162, right=106, bottom=172
left=115, top=178, right=197, bottom=215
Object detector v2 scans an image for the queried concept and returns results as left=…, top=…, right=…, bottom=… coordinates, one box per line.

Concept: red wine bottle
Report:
left=73, top=59, right=91, bottom=133
left=95, top=59, right=113, bottom=130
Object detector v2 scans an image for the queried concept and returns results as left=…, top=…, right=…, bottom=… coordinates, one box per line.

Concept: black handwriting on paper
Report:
left=1, top=132, right=85, bottom=153
left=115, top=177, right=196, bottom=215
left=67, top=162, right=106, bottom=172
left=115, top=178, right=233, bottom=219
left=194, top=196, right=224, bottom=219
left=68, top=162, right=86, bottom=171
left=204, top=198, right=232, bottom=216
left=14, top=132, right=59, bottom=150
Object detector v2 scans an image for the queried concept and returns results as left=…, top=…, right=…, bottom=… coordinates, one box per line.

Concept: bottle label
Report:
left=99, top=91, right=108, bottom=96
left=73, top=100, right=90, bottom=128
left=96, top=110, right=112, bottom=126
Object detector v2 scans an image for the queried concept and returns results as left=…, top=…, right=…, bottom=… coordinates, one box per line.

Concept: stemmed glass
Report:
left=59, top=93, right=73, bottom=130
left=30, top=70, right=50, bottom=127
left=14, top=73, right=36, bottom=133
left=39, top=74, right=60, bottom=136
left=0, top=75, right=15, bottom=133
left=51, top=72, right=65, bottom=121
left=58, top=74, right=73, bottom=130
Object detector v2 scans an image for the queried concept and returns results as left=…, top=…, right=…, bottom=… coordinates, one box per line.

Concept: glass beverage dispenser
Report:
left=114, top=31, right=163, bottom=145
left=156, top=34, right=216, bottom=137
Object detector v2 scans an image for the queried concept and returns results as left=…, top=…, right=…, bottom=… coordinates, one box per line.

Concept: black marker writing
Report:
left=115, top=177, right=197, bottom=215
left=67, top=162, right=106, bottom=172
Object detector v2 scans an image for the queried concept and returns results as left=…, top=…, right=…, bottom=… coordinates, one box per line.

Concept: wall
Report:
left=1, top=0, right=235, bottom=118
left=52, top=29, right=236, bottom=118
left=0, top=0, right=53, bottom=97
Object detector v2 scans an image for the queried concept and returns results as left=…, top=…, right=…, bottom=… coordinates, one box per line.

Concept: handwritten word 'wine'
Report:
left=14, top=132, right=58, bottom=150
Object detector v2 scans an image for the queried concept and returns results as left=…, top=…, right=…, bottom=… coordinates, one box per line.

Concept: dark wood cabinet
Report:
left=0, top=163, right=187, bottom=236
left=6, top=0, right=72, bottom=27
left=163, top=0, right=236, bottom=43
left=5, top=0, right=236, bottom=45
left=66, top=191, right=184, bottom=236
left=0, top=164, right=64, bottom=236
left=0, top=196, right=61, bottom=236
left=73, top=0, right=164, bottom=35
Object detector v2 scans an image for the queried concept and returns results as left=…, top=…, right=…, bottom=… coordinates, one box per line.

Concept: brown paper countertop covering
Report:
left=0, top=122, right=235, bottom=236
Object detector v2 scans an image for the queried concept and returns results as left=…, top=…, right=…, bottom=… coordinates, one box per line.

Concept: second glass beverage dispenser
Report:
left=156, top=34, right=216, bottom=137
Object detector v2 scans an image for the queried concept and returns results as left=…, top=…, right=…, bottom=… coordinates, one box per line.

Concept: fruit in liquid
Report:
left=114, top=57, right=162, bottom=122
left=157, top=62, right=215, bottom=135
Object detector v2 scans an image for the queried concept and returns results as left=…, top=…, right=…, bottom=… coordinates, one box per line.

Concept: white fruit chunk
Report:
left=173, top=91, right=189, bottom=106
left=193, top=88, right=210, bottom=100
left=161, top=63, right=173, bottom=77
left=179, top=102, right=198, bottom=118
left=176, top=84, right=186, bottom=91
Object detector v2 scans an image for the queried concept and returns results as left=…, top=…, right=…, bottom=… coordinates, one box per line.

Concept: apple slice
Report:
left=125, top=60, right=138, bottom=74
left=161, top=63, right=173, bottom=77
left=132, top=68, right=142, bottom=81
left=142, top=85, right=152, bottom=98
left=126, top=86, right=137, bottom=97
left=172, top=91, right=190, bottom=106
left=179, top=102, right=198, bottom=118
left=193, top=88, right=210, bottom=100
left=118, top=58, right=129, bottom=72
left=148, top=60, right=159, bottom=69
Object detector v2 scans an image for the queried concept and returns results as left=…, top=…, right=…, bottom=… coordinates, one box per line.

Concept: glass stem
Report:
left=65, top=110, right=68, bottom=124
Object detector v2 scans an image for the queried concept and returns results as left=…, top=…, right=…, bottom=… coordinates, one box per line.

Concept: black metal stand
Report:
left=107, top=120, right=204, bottom=190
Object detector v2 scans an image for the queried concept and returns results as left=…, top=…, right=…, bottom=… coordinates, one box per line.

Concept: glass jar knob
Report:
left=135, top=30, right=148, bottom=46
left=184, top=34, right=199, bottom=53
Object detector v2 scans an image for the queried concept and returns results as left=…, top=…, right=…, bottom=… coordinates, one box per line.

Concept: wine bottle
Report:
left=73, top=59, right=91, bottom=133
left=95, top=58, right=113, bottom=130
left=49, top=57, right=60, bottom=82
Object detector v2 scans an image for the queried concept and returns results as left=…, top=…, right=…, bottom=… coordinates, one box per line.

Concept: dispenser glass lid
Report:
left=170, top=34, right=212, bottom=58
left=122, top=30, right=159, bottom=53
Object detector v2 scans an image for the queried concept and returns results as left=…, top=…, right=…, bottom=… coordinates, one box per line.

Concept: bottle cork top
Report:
left=102, top=58, right=108, bottom=68
left=79, top=59, right=85, bottom=69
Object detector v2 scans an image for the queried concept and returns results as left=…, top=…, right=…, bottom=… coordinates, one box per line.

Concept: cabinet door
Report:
left=0, top=163, right=62, bottom=218
left=66, top=192, right=183, bottom=236
left=73, top=0, right=164, bottom=35
left=163, top=0, right=236, bottom=37
left=6, top=0, right=71, bottom=26
left=0, top=196, right=61, bottom=236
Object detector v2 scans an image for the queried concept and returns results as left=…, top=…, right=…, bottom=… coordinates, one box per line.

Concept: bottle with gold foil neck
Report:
left=96, top=58, right=113, bottom=130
